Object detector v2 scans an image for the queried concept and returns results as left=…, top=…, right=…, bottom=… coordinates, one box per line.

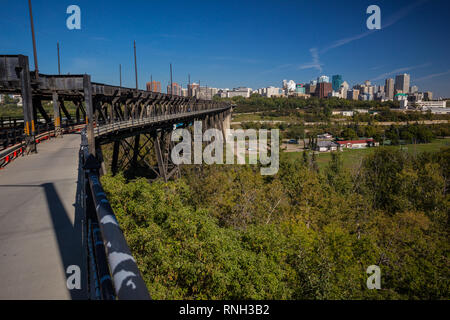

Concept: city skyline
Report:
left=1, top=0, right=449, bottom=97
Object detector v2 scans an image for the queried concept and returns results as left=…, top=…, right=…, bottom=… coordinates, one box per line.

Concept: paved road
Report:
left=0, top=133, right=87, bottom=299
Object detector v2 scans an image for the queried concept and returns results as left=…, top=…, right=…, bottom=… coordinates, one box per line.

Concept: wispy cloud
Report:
left=298, top=48, right=323, bottom=72
left=257, top=0, right=428, bottom=78
left=415, top=70, right=450, bottom=81
left=321, top=0, right=429, bottom=54
left=371, top=63, right=431, bottom=81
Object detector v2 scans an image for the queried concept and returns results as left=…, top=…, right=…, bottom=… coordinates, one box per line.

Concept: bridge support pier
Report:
left=18, top=55, right=37, bottom=154
left=52, top=92, right=62, bottom=137
left=84, top=74, right=95, bottom=156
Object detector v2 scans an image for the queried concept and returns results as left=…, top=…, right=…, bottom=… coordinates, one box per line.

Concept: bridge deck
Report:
left=0, top=134, right=86, bottom=299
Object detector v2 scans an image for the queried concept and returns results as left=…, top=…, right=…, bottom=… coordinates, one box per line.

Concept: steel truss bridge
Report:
left=0, top=54, right=232, bottom=299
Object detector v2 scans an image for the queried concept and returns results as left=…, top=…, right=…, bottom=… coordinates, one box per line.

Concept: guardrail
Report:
left=93, top=106, right=230, bottom=138
left=80, top=129, right=151, bottom=300
left=0, top=124, right=85, bottom=168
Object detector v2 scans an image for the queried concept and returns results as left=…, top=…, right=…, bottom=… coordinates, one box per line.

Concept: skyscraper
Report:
left=385, top=78, right=394, bottom=100
left=395, top=73, right=410, bottom=94
left=317, top=75, right=330, bottom=83
left=332, top=75, right=343, bottom=91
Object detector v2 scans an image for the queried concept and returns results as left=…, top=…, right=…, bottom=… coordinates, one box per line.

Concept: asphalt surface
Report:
left=0, top=133, right=87, bottom=299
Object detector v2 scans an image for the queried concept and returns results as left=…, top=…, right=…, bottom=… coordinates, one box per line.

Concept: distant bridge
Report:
left=0, top=54, right=232, bottom=299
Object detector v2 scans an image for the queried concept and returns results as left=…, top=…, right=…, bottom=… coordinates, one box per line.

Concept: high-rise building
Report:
left=188, top=83, right=199, bottom=97
left=296, top=84, right=306, bottom=94
left=317, top=75, right=330, bottom=83
left=167, top=82, right=182, bottom=96
left=395, top=73, right=410, bottom=94
left=424, top=91, right=433, bottom=101
left=331, top=75, right=343, bottom=92
left=385, top=78, right=394, bottom=100
left=339, top=81, right=349, bottom=99
left=316, top=82, right=332, bottom=98
left=305, top=84, right=316, bottom=95
left=410, top=85, right=419, bottom=93
left=282, top=80, right=296, bottom=94
left=347, top=89, right=360, bottom=100
left=146, top=81, right=161, bottom=92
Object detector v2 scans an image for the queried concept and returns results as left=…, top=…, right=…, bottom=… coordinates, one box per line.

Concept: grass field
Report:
left=232, top=113, right=297, bottom=123
left=283, top=138, right=450, bottom=170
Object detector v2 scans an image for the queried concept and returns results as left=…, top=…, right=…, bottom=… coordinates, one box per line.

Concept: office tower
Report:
left=332, top=75, right=343, bottom=91
left=424, top=91, right=433, bottom=101
left=395, top=73, right=410, bottom=94
left=339, top=81, right=349, bottom=99
left=146, top=80, right=161, bottom=92
left=347, top=89, right=360, bottom=100
left=385, top=78, right=394, bottom=100
left=317, top=75, right=330, bottom=83
left=296, top=84, right=306, bottom=94
left=410, top=85, right=419, bottom=93
left=316, top=82, right=332, bottom=98
left=306, top=84, right=316, bottom=95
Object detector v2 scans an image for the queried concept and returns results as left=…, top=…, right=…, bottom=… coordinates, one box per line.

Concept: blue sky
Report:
left=1, top=0, right=450, bottom=97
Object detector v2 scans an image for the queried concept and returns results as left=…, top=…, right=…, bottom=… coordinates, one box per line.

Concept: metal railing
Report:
left=93, top=106, right=230, bottom=138
left=80, top=130, right=150, bottom=300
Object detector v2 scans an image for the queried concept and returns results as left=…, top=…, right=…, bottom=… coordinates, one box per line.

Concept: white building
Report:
left=426, top=108, right=450, bottom=114
left=282, top=80, right=296, bottom=93
left=227, top=87, right=252, bottom=98
left=265, top=86, right=282, bottom=97
left=414, top=100, right=446, bottom=109
left=315, top=141, right=339, bottom=152
left=332, top=110, right=354, bottom=117
left=317, top=75, right=330, bottom=83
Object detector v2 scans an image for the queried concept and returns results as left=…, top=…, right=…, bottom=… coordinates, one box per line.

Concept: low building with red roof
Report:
left=335, top=139, right=379, bottom=149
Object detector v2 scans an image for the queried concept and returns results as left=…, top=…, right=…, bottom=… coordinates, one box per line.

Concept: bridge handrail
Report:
left=93, top=106, right=231, bottom=137
left=80, top=130, right=151, bottom=300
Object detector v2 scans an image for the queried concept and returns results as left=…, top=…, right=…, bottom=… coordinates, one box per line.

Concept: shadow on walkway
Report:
left=40, top=150, right=87, bottom=299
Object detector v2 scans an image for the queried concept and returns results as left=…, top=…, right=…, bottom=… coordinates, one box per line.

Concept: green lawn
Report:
left=232, top=113, right=298, bottom=123
left=283, top=138, right=450, bottom=170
